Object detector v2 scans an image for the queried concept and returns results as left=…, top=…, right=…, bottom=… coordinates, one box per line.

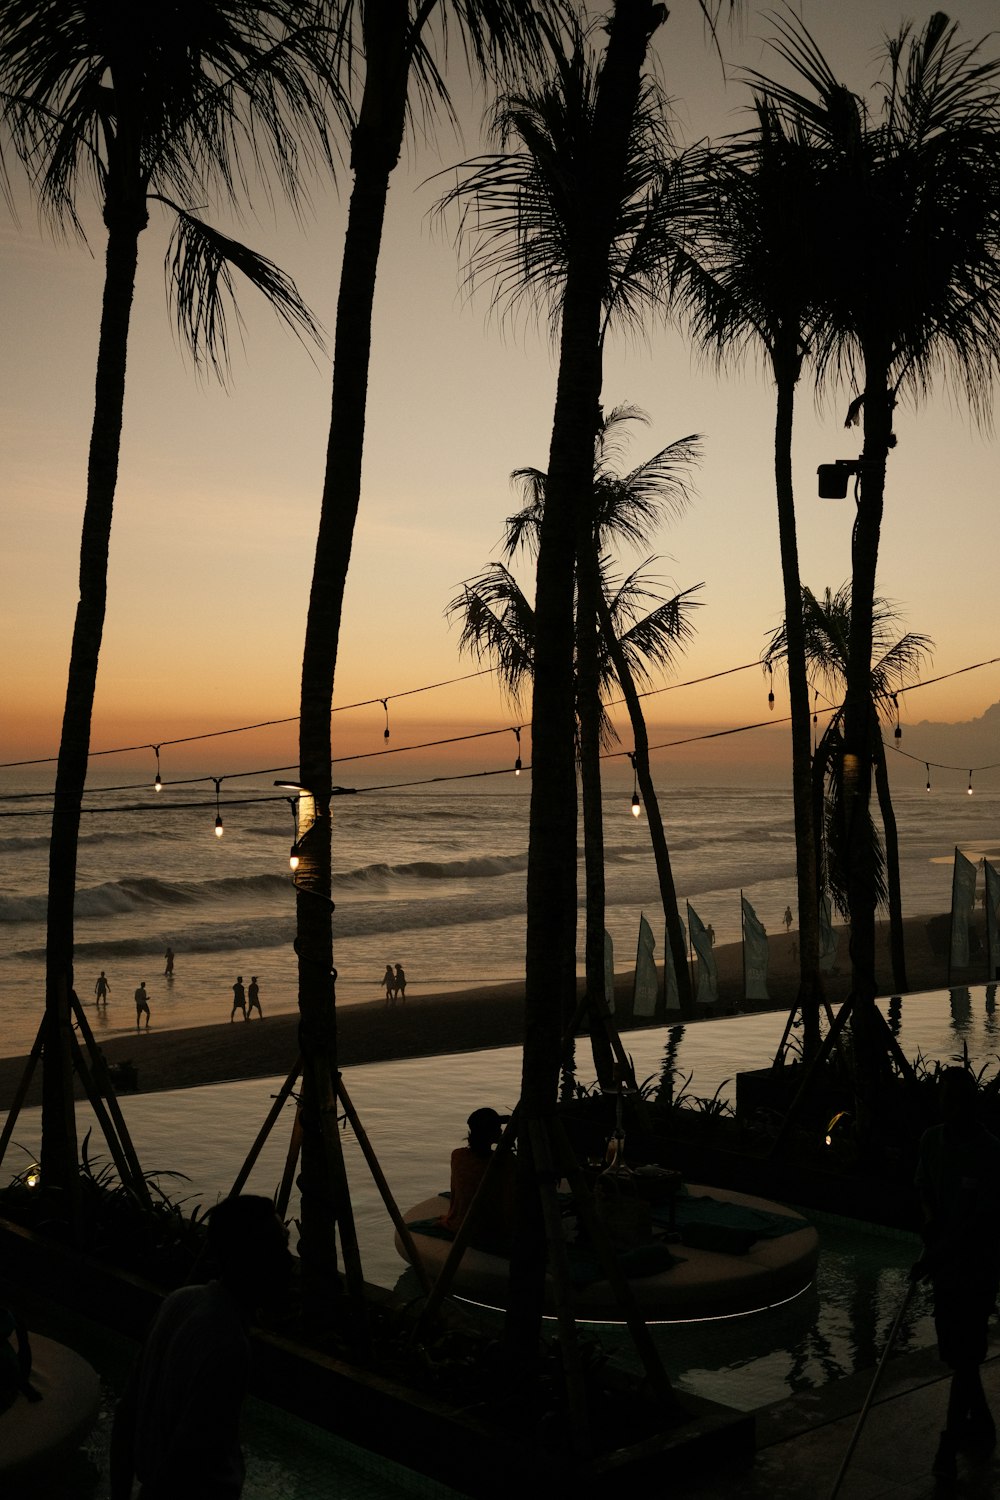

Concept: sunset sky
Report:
left=2, top=0, right=999, bottom=798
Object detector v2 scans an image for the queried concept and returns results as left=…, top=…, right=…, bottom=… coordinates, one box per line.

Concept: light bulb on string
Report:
left=968, top=769, right=974, bottom=796
left=925, top=763, right=932, bottom=793
left=767, top=665, right=775, bottom=712
left=213, top=778, right=224, bottom=838
left=893, top=695, right=901, bottom=741
left=629, top=753, right=641, bottom=818
left=152, top=744, right=162, bottom=792
left=513, top=726, right=522, bottom=776
left=381, top=697, right=390, bottom=742
left=287, top=797, right=300, bottom=871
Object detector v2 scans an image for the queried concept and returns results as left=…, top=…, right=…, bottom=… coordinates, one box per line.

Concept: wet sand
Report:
left=0, top=912, right=973, bottom=1110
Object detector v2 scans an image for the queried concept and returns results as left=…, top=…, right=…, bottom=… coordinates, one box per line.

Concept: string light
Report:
left=213, top=778, right=224, bottom=838
left=893, top=695, right=901, bottom=741
left=926, top=763, right=932, bottom=793
left=152, top=744, right=162, bottom=792
left=380, top=698, right=390, bottom=742
left=767, top=665, right=775, bottom=712
left=287, top=797, right=300, bottom=871
left=629, top=753, right=641, bottom=818
left=968, top=769, right=974, bottom=796
left=513, top=726, right=522, bottom=776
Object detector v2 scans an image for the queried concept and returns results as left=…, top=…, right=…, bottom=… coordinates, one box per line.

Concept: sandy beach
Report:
left=0, top=911, right=977, bottom=1111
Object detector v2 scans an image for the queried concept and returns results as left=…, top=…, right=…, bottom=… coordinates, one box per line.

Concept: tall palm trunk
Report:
left=507, top=0, right=664, bottom=1362
left=575, top=540, right=614, bottom=1086
left=295, top=3, right=408, bottom=1317
left=872, top=725, right=907, bottom=991
left=42, top=213, right=145, bottom=1209
left=772, top=350, right=822, bottom=1056
left=594, top=590, right=693, bottom=1017
left=843, top=359, right=892, bottom=1091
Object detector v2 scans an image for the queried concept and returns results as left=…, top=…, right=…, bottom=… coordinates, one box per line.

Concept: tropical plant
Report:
left=439, top=1, right=695, bottom=1364
left=752, top=12, right=1000, bottom=1027
left=292, top=0, right=568, bottom=1335
left=678, top=100, right=827, bottom=1054
left=0, top=0, right=330, bottom=1213
left=448, top=407, right=702, bottom=1069
left=765, top=584, right=933, bottom=992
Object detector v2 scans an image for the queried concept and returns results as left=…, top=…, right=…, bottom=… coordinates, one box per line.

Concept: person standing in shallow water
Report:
left=382, top=964, right=396, bottom=1006
left=913, top=1066, right=1000, bottom=1479
left=230, top=976, right=246, bottom=1022
left=164, top=945, right=174, bottom=978
left=246, top=977, right=261, bottom=1019
left=95, top=971, right=110, bottom=1006
left=134, top=982, right=150, bottom=1030
left=394, top=963, right=406, bottom=1002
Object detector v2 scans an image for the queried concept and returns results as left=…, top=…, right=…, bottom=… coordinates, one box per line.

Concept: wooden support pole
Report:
left=229, top=1057, right=301, bottom=1198
left=0, top=1021, right=44, bottom=1174
left=70, top=994, right=152, bottom=1210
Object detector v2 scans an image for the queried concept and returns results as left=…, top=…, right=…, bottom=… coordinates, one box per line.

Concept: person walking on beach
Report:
left=134, top=982, right=150, bottom=1030
left=381, top=964, right=396, bottom=1006
left=110, top=1194, right=293, bottom=1500
left=912, top=1067, right=1000, bottom=1479
left=783, top=905, right=794, bottom=935
left=394, top=963, right=407, bottom=1003
left=231, top=976, right=247, bottom=1022
left=95, top=971, right=110, bottom=1006
left=247, top=977, right=262, bottom=1019
left=164, top=945, right=174, bottom=978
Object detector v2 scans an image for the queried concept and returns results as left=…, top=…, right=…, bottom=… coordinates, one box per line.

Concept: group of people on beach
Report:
left=230, top=976, right=262, bottom=1022
left=94, top=972, right=152, bottom=1031
left=381, top=963, right=407, bottom=1005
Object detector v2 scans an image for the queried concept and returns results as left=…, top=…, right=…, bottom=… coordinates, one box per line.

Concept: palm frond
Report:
left=161, top=204, right=324, bottom=380
left=444, top=564, right=534, bottom=703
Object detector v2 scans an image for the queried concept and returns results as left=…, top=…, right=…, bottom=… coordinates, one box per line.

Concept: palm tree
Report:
left=448, top=408, right=702, bottom=1071
left=439, top=0, right=715, bottom=1358
left=678, top=102, right=826, bottom=1054
left=0, top=1, right=327, bottom=1208
left=753, top=12, right=1000, bottom=1027
left=293, top=0, right=567, bottom=1330
left=765, top=585, right=932, bottom=992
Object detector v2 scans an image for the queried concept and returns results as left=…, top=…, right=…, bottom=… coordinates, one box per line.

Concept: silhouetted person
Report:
left=110, top=1194, right=292, bottom=1500
left=164, top=946, right=174, bottom=978
left=246, top=977, right=261, bottom=1018
left=95, top=971, right=110, bottom=1006
left=706, top=924, right=715, bottom=948
left=440, top=1107, right=514, bottom=1248
left=913, top=1066, right=1000, bottom=1478
left=134, top=982, right=150, bottom=1030
left=381, top=963, right=396, bottom=1006
left=230, top=976, right=246, bottom=1022
left=394, top=963, right=406, bottom=1003
left=783, top=904, right=794, bottom=934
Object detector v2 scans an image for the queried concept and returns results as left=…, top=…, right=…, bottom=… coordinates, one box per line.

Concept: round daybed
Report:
left=0, top=1333, right=101, bottom=1486
left=395, top=1182, right=819, bottom=1323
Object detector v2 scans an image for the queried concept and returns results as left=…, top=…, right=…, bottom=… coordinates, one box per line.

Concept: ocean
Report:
left=1, top=770, right=997, bottom=1059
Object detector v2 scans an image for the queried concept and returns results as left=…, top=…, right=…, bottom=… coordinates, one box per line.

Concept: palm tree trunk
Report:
left=594, top=590, right=693, bottom=1017
left=872, top=726, right=907, bottom=991
left=507, top=0, right=664, bottom=1363
left=575, top=542, right=614, bottom=1087
left=843, top=363, right=892, bottom=1103
left=295, top=3, right=409, bottom=1324
left=43, top=218, right=144, bottom=1213
left=772, top=357, right=822, bottom=1056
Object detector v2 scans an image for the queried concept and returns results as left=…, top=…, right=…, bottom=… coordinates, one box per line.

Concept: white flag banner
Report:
left=604, top=929, right=615, bottom=1014
left=950, top=847, right=978, bottom=970
left=741, top=894, right=770, bottom=1001
left=664, top=915, right=686, bottom=1013
left=687, top=902, right=718, bottom=1006
left=986, top=861, right=1000, bottom=981
left=819, top=892, right=839, bottom=972
left=633, top=913, right=658, bottom=1018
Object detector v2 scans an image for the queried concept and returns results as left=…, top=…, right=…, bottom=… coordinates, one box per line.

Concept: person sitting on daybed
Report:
left=440, top=1107, right=515, bottom=1249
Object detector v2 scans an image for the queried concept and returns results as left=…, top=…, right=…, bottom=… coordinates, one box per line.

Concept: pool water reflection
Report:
left=11, top=987, right=994, bottom=1412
